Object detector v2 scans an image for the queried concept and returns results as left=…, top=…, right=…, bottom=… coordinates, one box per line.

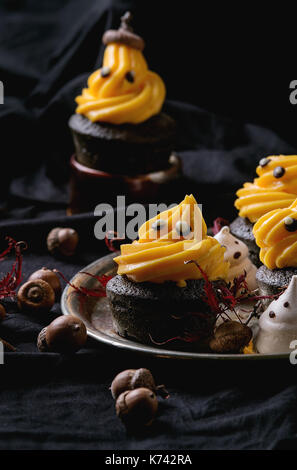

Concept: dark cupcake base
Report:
left=230, top=216, right=260, bottom=267
left=106, top=275, right=216, bottom=351
left=256, top=265, right=297, bottom=299
left=68, top=113, right=176, bottom=175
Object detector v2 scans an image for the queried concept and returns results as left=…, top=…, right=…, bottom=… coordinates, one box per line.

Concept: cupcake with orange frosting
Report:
left=106, top=195, right=230, bottom=349
left=69, top=12, right=176, bottom=175
left=253, top=198, right=297, bottom=297
left=230, top=155, right=297, bottom=266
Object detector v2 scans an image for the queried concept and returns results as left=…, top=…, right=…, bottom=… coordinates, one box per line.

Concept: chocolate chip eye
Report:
left=233, top=251, right=241, bottom=259
left=125, top=71, right=135, bottom=83
left=234, top=241, right=239, bottom=245
left=175, top=221, right=191, bottom=237
left=152, top=219, right=166, bottom=231
left=101, top=66, right=111, bottom=78
left=269, top=311, right=276, bottom=318
left=284, top=217, right=297, bottom=232
left=273, top=166, right=285, bottom=178
left=259, top=157, right=271, bottom=167
left=284, top=302, right=290, bottom=308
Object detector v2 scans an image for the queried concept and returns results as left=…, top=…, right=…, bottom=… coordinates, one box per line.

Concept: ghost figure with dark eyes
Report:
left=256, top=275, right=297, bottom=353
left=214, top=226, right=257, bottom=291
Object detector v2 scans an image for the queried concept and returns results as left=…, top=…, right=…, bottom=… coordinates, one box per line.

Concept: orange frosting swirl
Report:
left=253, top=199, right=297, bottom=269
left=75, top=42, right=165, bottom=124
left=235, top=155, right=297, bottom=223
left=113, top=195, right=229, bottom=285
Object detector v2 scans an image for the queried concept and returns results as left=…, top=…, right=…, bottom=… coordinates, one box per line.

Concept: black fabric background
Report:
left=1, top=0, right=297, bottom=450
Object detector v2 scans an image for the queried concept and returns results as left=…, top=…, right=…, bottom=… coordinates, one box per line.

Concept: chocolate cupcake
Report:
left=231, top=155, right=297, bottom=266
left=69, top=112, right=176, bottom=175
left=69, top=12, right=175, bottom=176
left=253, top=198, right=297, bottom=298
left=107, top=275, right=217, bottom=349
left=106, top=195, right=230, bottom=350
left=256, top=265, right=297, bottom=297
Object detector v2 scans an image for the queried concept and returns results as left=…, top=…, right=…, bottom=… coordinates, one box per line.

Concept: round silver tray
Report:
left=61, top=253, right=288, bottom=361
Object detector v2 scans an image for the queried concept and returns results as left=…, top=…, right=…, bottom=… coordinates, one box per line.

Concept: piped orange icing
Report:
left=253, top=198, right=297, bottom=269
left=235, top=155, right=297, bottom=223
left=75, top=42, right=165, bottom=124
left=138, top=194, right=207, bottom=242
left=113, top=195, right=229, bottom=285
left=243, top=340, right=255, bottom=354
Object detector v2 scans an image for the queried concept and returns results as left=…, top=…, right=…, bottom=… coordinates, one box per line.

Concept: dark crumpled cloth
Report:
left=1, top=0, right=297, bottom=451
left=1, top=214, right=297, bottom=451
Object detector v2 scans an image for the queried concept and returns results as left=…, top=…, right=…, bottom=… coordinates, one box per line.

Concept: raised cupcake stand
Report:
left=68, top=153, right=182, bottom=214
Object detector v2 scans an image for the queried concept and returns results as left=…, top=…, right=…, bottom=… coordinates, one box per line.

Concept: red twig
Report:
left=54, top=269, right=111, bottom=298
left=0, top=337, right=16, bottom=351
left=80, top=272, right=112, bottom=290
left=0, top=238, right=27, bottom=300
left=149, top=330, right=204, bottom=346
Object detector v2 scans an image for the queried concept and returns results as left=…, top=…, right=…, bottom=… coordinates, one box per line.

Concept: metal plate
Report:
left=61, top=253, right=289, bottom=361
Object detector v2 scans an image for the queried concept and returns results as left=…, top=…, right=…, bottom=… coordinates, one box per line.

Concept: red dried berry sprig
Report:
left=54, top=269, right=112, bottom=298
left=0, top=237, right=27, bottom=300
left=148, top=259, right=280, bottom=347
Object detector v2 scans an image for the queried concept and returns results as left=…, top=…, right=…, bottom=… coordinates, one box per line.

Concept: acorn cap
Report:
left=28, top=267, right=61, bottom=299
left=111, top=368, right=156, bottom=399
left=102, top=11, right=145, bottom=51
left=17, top=279, right=55, bottom=313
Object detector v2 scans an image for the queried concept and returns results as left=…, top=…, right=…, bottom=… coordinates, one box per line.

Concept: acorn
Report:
left=28, top=267, right=61, bottom=299
left=0, top=304, right=6, bottom=320
left=209, top=320, right=252, bottom=354
left=47, top=227, right=79, bottom=257
left=17, top=279, right=55, bottom=313
left=111, top=368, right=169, bottom=400
left=116, top=387, right=158, bottom=428
left=37, top=315, right=87, bottom=353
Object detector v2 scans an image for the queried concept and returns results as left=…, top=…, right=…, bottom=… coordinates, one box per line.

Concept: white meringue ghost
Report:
left=214, top=226, right=257, bottom=291
left=256, top=275, right=297, bottom=354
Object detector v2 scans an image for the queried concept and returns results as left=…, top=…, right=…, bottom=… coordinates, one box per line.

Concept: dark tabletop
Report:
left=1, top=0, right=297, bottom=451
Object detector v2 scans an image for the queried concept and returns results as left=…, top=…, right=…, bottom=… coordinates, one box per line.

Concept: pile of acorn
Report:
left=0, top=224, right=253, bottom=429
left=110, top=368, right=169, bottom=429
left=1, top=226, right=171, bottom=430
left=0, top=226, right=88, bottom=354
left=0, top=225, right=254, bottom=355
